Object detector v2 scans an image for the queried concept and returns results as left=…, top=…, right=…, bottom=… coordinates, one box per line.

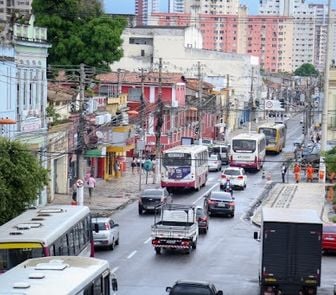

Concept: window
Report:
left=141, top=50, right=145, bottom=57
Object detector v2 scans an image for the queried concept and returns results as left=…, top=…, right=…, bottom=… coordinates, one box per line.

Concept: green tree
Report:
left=294, top=63, right=319, bottom=77
left=32, top=0, right=126, bottom=68
left=0, top=138, right=48, bottom=224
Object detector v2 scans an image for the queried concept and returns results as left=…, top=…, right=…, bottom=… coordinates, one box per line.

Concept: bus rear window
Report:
left=163, top=153, right=192, bottom=166
left=259, top=128, right=276, bottom=138
left=0, top=244, right=44, bottom=272
left=232, top=140, right=256, bottom=153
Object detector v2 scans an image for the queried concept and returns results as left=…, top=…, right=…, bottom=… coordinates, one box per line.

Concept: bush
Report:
left=332, top=215, right=336, bottom=223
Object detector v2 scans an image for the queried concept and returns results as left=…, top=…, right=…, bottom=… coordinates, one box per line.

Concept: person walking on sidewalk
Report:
left=281, top=163, right=287, bottom=183
left=131, top=157, right=137, bottom=174
left=306, top=163, right=314, bottom=183
left=293, top=162, right=301, bottom=183
left=71, top=181, right=78, bottom=203
left=87, top=175, right=96, bottom=199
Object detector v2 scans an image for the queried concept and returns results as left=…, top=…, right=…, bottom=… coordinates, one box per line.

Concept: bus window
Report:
left=232, top=139, right=256, bottom=152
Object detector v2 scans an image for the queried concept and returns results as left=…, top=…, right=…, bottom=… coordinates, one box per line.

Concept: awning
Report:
left=107, top=144, right=134, bottom=153
left=84, top=149, right=104, bottom=158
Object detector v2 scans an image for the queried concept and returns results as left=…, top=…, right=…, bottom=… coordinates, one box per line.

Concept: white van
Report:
left=211, top=144, right=230, bottom=165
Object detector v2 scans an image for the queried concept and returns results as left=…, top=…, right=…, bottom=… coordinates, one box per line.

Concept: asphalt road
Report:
left=96, top=116, right=335, bottom=295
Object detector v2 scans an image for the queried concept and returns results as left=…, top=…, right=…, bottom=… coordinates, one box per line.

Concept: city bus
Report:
left=230, top=132, right=266, bottom=171
left=257, top=122, right=286, bottom=153
left=161, top=145, right=208, bottom=191
left=0, top=256, right=118, bottom=295
left=0, top=205, right=94, bottom=273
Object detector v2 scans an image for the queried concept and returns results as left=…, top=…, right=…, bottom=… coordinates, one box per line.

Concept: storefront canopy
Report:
left=84, top=149, right=104, bottom=158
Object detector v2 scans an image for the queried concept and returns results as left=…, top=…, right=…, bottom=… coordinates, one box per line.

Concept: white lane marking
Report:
left=127, top=250, right=137, bottom=259
left=193, top=183, right=218, bottom=205
left=112, top=266, right=119, bottom=273
left=144, top=237, right=151, bottom=244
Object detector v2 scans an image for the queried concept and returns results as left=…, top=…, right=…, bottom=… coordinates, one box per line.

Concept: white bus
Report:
left=0, top=256, right=118, bottom=295
left=230, top=132, right=266, bottom=171
left=0, top=205, right=94, bottom=273
left=161, top=145, right=208, bottom=191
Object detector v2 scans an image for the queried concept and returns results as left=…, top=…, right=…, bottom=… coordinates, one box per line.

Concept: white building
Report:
left=13, top=15, right=51, bottom=206
left=0, top=0, right=32, bottom=22
left=110, top=26, right=263, bottom=122
left=135, top=0, right=160, bottom=26
left=168, top=0, right=184, bottom=13
left=185, top=0, right=239, bottom=15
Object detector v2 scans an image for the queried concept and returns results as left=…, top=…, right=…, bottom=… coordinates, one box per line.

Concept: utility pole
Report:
left=197, top=61, right=202, bottom=144
left=249, top=67, right=254, bottom=132
left=321, top=0, right=332, bottom=151
left=139, top=68, right=145, bottom=191
left=224, top=74, right=230, bottom=140
left=155, top=58, right=163, bottom=184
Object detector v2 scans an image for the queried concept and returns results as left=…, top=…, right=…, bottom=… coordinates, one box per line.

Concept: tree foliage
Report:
left=324, top=147, right=336, bottom=176
left=294, top=63, right=319, bottom=77
left=32, top=0, right=126, bottom=68
left=0, top=138, right=48, bottom=224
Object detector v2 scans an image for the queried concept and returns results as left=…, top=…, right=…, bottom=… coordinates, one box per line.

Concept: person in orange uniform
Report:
left=294, top=162, right=301, bottom=183
left=306, top=163, right=314, bottom=182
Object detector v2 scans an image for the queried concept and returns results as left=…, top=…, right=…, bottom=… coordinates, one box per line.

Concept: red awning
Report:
left=0, top=118, right=16, bottom=124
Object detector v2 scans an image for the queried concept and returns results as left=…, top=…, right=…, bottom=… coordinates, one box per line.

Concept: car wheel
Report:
left=230, top=213, right=235, bottom=218
left=155, top=247, right=161, bottom=255
left=204, top=227, right=208, bottom=234
left=109, top=239, right=114, bottom=250
left=138, top=206, right=143, bottom=215
left=192, top=239, right=197, bottom=249
left=115, top=237, right=119, bottom=246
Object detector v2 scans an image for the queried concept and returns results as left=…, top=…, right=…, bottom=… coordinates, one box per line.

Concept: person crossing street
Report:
left=293, top=162, right=301, bottom=183
left=306, top=163, right=314, bottom=183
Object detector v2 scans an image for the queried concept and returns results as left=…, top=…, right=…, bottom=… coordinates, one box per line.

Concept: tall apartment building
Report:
left=135, top=0, right=160, bottom=26
left=259, top=0, right=317, bottom=72
left=0, top=0, right=32, bottom=22
left=185, top=0, right=239, bottom=15
left=168, top=0, right=184, bottom=13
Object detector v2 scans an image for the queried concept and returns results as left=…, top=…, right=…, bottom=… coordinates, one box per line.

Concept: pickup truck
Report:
left=151, top=204, right=198, bottom=255
left=254, top=208, right=322, bottom=295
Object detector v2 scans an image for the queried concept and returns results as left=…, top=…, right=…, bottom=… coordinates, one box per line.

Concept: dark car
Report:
left=300, top=143, right=320, bottom=168
left=196, top=206, right=209, bottom=234
left=138, top=188, right=172, bottom=215
left=166, top=280, right=223, bottom=295
left=205, top=191, right=235, bottom=218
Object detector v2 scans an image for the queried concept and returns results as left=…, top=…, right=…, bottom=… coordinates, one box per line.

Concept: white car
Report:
left=208, top=154, right=222, bottom=172
left=220, top=167, right=247, bottom=190
left=92, top=217, right=119, bottom=250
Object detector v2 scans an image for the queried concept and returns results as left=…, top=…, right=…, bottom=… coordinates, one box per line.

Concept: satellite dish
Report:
left=96, top=131, right=103, bottom=139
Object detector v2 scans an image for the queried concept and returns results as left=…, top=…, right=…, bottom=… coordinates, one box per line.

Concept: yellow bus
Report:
left=257, top=123, right=286, bottom=153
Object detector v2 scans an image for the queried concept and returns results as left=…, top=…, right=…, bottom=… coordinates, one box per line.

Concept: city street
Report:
left=96, top=115, right=336, bottom=295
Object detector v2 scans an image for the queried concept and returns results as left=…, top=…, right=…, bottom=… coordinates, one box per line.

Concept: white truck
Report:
left=151, top=204, right=198, bottom=255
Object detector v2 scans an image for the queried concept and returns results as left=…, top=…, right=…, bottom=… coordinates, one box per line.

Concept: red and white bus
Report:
left=0, top=205, right=94, bottom=273
left=161, top=145, right=208, bottom=192
left=230, top=132, right=266, bottom=171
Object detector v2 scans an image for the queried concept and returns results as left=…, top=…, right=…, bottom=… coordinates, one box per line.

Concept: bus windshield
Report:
left=163, top=153, right=192, bottom=166
left=259, top=128, right=276, bottom=140
left=0, top=243, right=43, bottom=272
left=232, top=139, right=256, bottom=153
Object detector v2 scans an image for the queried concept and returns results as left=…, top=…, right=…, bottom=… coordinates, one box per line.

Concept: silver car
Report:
left=92, top=217, right=119, bottom=250
left=208, top=154, right=222, bottom=172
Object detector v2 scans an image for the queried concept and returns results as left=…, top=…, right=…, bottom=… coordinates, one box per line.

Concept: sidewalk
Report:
left=52, top=168, right=158, bottom=216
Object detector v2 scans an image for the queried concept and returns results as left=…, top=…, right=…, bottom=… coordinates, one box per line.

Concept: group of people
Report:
left=71, top=174, right=96, bottom=203
left=131, top=156, right=156, bottom=174
left=281, top=162, right=315, bottom=183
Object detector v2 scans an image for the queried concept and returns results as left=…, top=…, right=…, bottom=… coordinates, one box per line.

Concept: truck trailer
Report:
left=254, top=208, right=322, bottom=295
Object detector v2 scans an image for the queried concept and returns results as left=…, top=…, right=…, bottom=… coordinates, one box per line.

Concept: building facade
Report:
left=13, top=15, right=51, bottom=206
left=0, top=0, right=32, bottom=22
left=135, top=0, right=160, bottom=26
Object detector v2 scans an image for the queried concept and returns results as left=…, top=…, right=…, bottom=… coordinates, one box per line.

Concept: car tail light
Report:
left=237, top=176, right=243, bottom=179
left=104, top=223, right=110, bottom=230
left=199, top=217, right=207, bottom=222
left=221, top=174, right=226, bottom=179
left=208, top=199, right=216, bottom=205
left=181, top=240, right=190, bottom=246
left=152, top=239, right=160, bottom=245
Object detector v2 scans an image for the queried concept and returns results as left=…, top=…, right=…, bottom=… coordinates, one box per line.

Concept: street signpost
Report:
left=76, top=179, right=84, bottom=206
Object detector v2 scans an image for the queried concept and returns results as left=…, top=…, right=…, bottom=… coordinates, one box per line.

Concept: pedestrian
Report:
left=141, top=157, right=145, bottom=174
left=131, top=157, right=137, bottom=174
left=316, top=133, right=321, bottom=143
left=136, top=157, right=141, bottom=173
left=293, top=162, right=301, bottom=183
left=306, top=163, right=314, bottom=183
left=281, top=163, right=287, bottom=183
left=71, top=181, right=77, bottom=203
left=87, top=174, right=96, bottom=199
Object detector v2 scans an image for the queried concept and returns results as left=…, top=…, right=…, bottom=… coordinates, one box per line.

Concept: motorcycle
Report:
left=222, top=179, right=233, bottom=197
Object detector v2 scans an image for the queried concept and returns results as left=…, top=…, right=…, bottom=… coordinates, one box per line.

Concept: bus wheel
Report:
left=155, top=248, right=161, bottom=255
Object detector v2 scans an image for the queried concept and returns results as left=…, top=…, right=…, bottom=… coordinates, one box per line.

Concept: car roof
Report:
left=174, top=280, right=212, bottom=287
left=224, top=167, right=241, bottom=171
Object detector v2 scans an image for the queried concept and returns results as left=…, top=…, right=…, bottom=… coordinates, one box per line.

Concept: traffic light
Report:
left=302, top=124, right=305, bottom=134
left=279, top=99, right=285, bottom=109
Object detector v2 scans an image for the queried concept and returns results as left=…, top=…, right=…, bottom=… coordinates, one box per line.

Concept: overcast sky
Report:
left=104, top=0, right=333, bottom=15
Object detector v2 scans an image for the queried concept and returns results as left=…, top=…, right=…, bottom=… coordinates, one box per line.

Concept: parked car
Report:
left=138, top=187, right=172, bottom=215
left=208, top=154, right=222, bottom=172
left=196, top=206, right=209, bottom=234
left=300, top=143, right=321, bottom=168
left=166, top=280, right=223, bottom=295
left=92, top=217, right=119, bottom=250
left=205, top=191, right=235, bottom=217
left=322, top=223, right=336, bottom=253
left=220, top=167, right=247, bottom=190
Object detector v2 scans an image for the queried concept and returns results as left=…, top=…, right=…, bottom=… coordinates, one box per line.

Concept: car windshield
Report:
left=142, top=190, right=163, bottom=197
left=210, top=192, right=232, bottom=201
left=171, top=285, right=212, bottom=295
left=223, top=169, right=240, bottom=176
left=323, top=226, right=336, bottom=233
left=209, top=155, right=218, bottom=160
